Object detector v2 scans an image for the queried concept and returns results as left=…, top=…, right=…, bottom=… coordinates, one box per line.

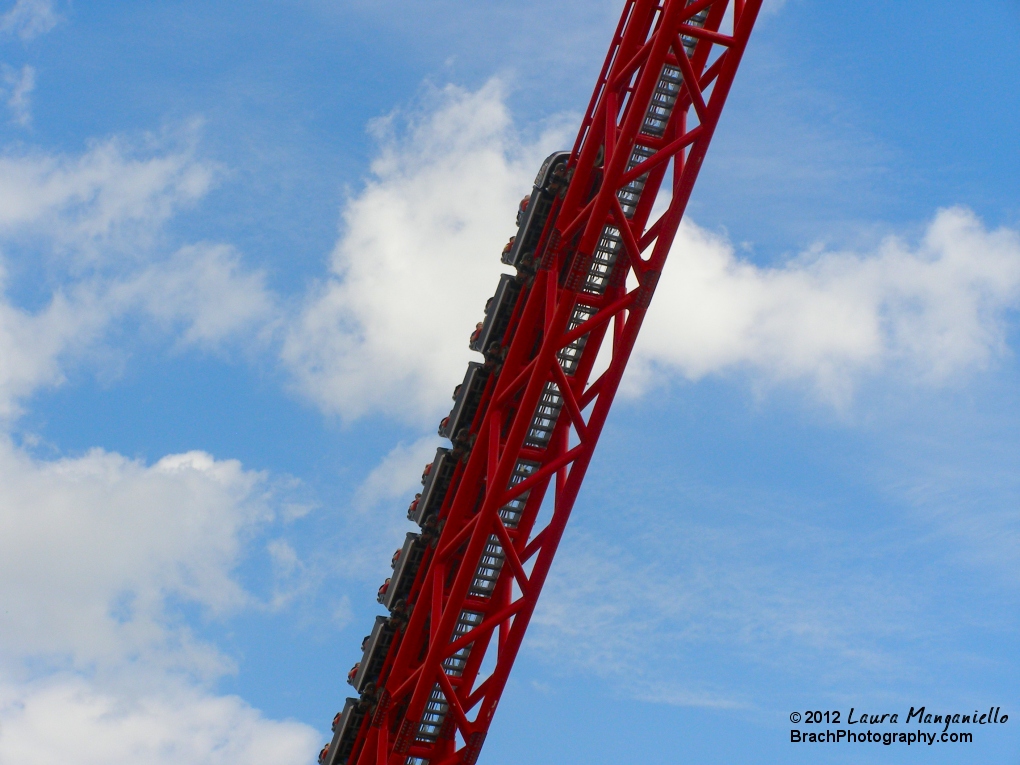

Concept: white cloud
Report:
left=0, top=676, right=318, bottom=765
left=0, top=71, right=1014, bottom=758
left=2, top=63, right=35, bottom=127
left=0, top=101, right=316, bottom=761
left=0, top=441, right=269, bottom=671
left=632, top=207, right=1020, bottom=403
left=0, top=437, right=320, bottom=763
left=0, top=131, right=214, bottom=259
left=0, top=125, right=299, bottom=764
left=0, top=0, right=59, bottom=40
left=282, top=79, right=570, bottom=421
left=282, top=82, right=1020, bottom=421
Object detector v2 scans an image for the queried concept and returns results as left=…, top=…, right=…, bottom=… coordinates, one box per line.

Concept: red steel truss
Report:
left=322, top=1, right=764, bottom=763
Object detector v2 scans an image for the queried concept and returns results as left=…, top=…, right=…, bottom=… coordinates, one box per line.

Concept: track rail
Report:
left=322, top=2, right=764, bottom=763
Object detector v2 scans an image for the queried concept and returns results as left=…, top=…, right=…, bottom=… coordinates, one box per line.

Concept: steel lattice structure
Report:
left=321, top=2, right=764, bottom=763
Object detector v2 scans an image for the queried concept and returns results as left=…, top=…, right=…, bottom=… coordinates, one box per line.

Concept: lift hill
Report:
left=320, top=2, right=765, bottom=763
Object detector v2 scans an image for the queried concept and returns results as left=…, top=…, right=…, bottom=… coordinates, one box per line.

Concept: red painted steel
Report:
left=325, top=2, right=764, bottom=763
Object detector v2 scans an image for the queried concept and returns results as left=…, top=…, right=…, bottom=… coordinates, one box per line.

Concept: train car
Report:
left=348, top=616, right=396, bottom=695
left=321, top=697, right=366, bottom=765
left=438, top=362, right=490, bottom=443
left=409, top=447, right=456, bottom=525
left=382, top=532, right=427, bottom=612
left=502, top=150, right=570, bottom=270
left=470, top=273, right=523, bottom=357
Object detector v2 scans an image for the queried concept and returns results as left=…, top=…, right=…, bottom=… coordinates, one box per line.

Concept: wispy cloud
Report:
left=0, top=0, right=59, bottom=40
left=0, top=130, right=274, bottom=417
left=0, top=128, right=214, bottom=258
left=2, top=63, right=35, bottom=126
left=0, top=242, right=275, bottom=418
left=884, top=434, right=1020, bottom=587
left=528, top=489, right=940, bottom=710
left=112, top=243, right=277, bottom=350
left=323, top=437, right=442, bottom=587
left=354, top=435, right=440, bottom=512
left=761, top=0, right=789, bottom=15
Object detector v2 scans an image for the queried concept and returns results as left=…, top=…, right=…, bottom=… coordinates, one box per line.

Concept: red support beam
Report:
left=320, top=3, right=765, bottom=765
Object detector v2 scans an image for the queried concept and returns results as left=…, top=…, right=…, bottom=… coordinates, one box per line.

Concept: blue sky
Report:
left=0, top=1, right=1018, bottom=763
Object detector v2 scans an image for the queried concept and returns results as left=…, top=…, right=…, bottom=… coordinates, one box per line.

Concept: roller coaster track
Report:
left=321, top=1, right=764, bottom=763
